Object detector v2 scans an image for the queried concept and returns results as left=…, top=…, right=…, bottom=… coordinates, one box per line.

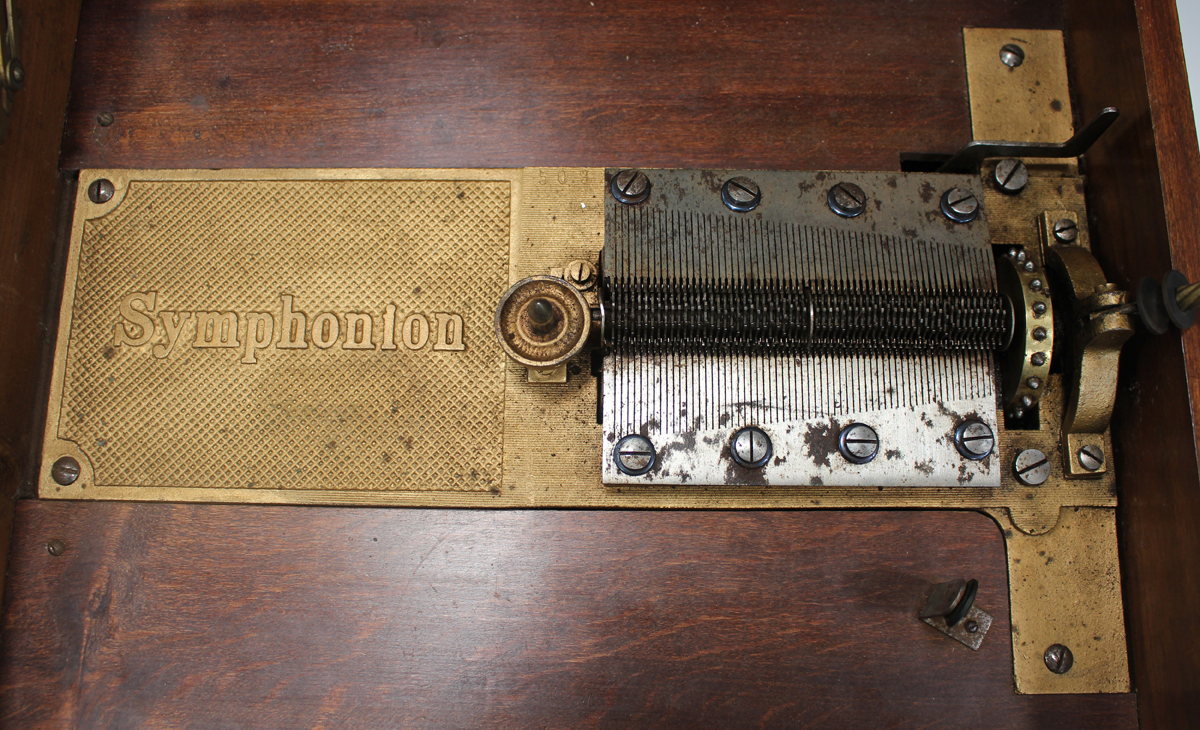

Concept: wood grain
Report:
left=1065, top=0, right=1200, bottom=725
left=0, top=502, right=1137, bottom=729
left=61, top=0, right=1063, bottom=171
left=0, top=0, right=83, bottom=603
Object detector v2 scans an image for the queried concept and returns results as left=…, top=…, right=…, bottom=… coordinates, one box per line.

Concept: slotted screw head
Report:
left=954, top=420, right=995, bottom=460
left=993, top=158, right=1028, bottom=194
left=1044, top=644, right=1074, bottom=674
left=827, top=182, right=866, bottom=218
left=1000, top=43, right=1025, bottom=68
left=1053, top=218, right=1079, bottom=243
left=838, top=423, right=879, bottom=464
left=1014, top=448, right=1050, bottom=486
left=610, top=170, right=651, bottom=204
left=614, top=435, right=656, bottom=476
left=721, top=176, right=762, bottom=212
left=51, top=456, right=80, bottom=485
left=565, top=259, right=596, bottom=289
left=97, top=111, right=115, bottom=127
left=940, top=187, right=980, bottom=223
left=1078, top=444, right=1105, bottom=472
left=730, top=427, right=772, bottom=469
left=88, top=178, right=115, bottom=204
left=46, top=539, right=67, bottom=557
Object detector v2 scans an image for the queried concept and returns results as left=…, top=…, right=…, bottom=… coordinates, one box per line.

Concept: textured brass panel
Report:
left=963, top=28, right=1074, bottom=144
left=43, top=169, right=520, bottom=503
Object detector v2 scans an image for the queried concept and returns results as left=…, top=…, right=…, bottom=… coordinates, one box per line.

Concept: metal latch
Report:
left=0, top=0, right=24, bottom=143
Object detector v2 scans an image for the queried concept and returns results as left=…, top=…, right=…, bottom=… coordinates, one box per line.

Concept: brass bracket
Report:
left=0, top=0, right=22, bottom=143
left=1046, top=245, right=1135, bottom=477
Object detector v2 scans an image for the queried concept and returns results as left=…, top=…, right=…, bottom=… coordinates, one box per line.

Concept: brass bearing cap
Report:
left=494, top=276, right=591, bottom=368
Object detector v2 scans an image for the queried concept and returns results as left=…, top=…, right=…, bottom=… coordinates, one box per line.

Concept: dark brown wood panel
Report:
left=1065, top=0, right=1200, bottom=725
left=0, top=502, right=1136, bottom=729
left=0, top=0, right=83, bottom=602
left=61, top=0, right=1064, bottom=171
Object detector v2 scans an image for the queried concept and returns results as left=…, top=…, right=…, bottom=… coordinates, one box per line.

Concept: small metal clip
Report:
left=919, top=578, right=993, bottom=650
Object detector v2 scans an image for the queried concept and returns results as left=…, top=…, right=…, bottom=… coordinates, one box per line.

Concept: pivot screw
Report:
left=46, top=539, right=67, bottom=557
left=565, top=260, right=596, bottom=290
left=4, top=58, right=24, bottom=90
left=610, top=170, right=651, bottom=205
left=1014, top=448, right=1050, bottom=486
left=1031, top=351, right=1047, bottom=367
left=1032, top=326, right=1048, bottom=341
left=827, top=182, right=866, bottom=218
left=1027, top=377, right=1041, bottom=390
left=721, top=177, right=761, bottom=212
left=1030, top=278, right=1043, bottom=292
left=730, top=426, right=772, bottom=469
left=940, top=187, right=979, bottom=223
left=953, top=420, right=995, bottom=460
left=838, top=423, right=879, bottom=464
left=51, top=456, right=80, bottom=486
left=1078, top=444, right=1105, bottom=472
left=1053, top=218, right=1079, bottom=243
left=97, top=111, right=115, bottom=127
left=1044, top=644, right=1074, bottom=674
left=993, top=159, right=1028, bottom=194
left=1032, top=302, right=1047, bottom=316
left=88, top=178, right=115, bottom=204
left=999, top=43, right=1025, bottom=68
left=614, top=435, right=656, bottom=476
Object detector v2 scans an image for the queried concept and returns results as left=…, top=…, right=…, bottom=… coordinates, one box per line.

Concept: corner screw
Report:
left=46, top=539, right=67, bottom=557
left=964, top=619, right=979, bottom=634
left=838, top=423, right=879, bottom=464
left=88, top=178, right=115, bottom=204
left=1053, top=218, right=1079, bottom=243
left=614, top=434, right=656, bottom=476
left=610, top=170, right=651, bottom=205
left=721, top=177, right=762, bottom=212
left=953, top=420, right=995, bottom=460
left=999, top=43, right=1025, bottom=68
left=993, top=159, right=1028, bottom=194
left=51, top=456, right=80, bottom=486
left=730, top=426, right=772, bottom=469
left=940, top=187, right=980, bottom=223
left=827, top=182, right=866, bottom=218
left=1044, top=644, right=1074, bottom=674
left=1014, top=448, right=1050, bottom=486
left=565, top=259, right=596, bottom=290
left=97, top=111, right=115, bottom=127
left=1078, top=444, right=1105, bottom=472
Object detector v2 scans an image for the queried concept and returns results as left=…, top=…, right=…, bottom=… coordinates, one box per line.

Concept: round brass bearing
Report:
left=494, top=275, right=591, bottom=368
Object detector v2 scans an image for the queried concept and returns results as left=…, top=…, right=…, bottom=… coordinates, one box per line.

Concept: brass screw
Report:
left=46, top=539, right=67, bottom=557
left=565, top=260, right=596, bottom=290
left=51, top=456, right=80, bottom=485
left=97, top=111, right=115, bottom=127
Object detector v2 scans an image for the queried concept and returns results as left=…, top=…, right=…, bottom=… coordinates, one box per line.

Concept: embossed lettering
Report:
left=342, top=312, right=375, bottom=350
left=432, top=312, right=466, bottom=351
left=194, top=311, right=240, bottom=348
left=114, top=291, right=157, bottom=348
left=153, top=311, right=193, bottom=359
left=278, top=295, right=309, bottom=349
left=401, top=313, right=429, bottom=350
left=380, top=303, right=398, bottom=351
left=311, top=312, right=339, bottom=349
left=241, top=312, right=275, bottom=364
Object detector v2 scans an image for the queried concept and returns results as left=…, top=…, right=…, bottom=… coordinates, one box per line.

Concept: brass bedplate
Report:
left=39, top=30, right=1141, bottom=694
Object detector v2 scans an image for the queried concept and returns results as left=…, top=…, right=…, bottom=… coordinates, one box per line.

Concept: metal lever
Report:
left=937, top=107, right=1120, bottom=174
left=0, top=0, right=23, bottom=143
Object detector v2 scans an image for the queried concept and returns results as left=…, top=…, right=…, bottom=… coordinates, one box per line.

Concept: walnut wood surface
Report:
left=0, top=502, right=1137, bottom=729
left=1065, top=0, right=1200, bottom=724
left=62, top=0, right=1062, bottom=171
left=0, top=0, right=82, bottom=605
